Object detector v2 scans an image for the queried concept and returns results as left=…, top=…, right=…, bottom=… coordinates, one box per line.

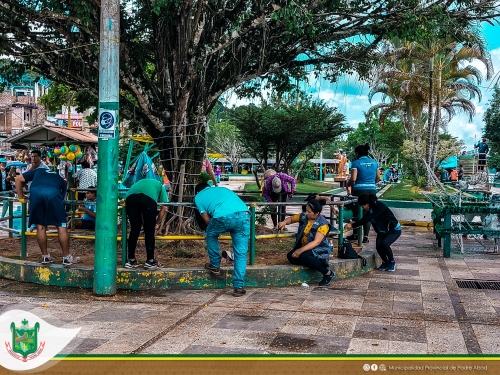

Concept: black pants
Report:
left=352, top=189, right=376, bottom=237
left=126, top=193, right=157, bottom=261
left=375, top=230, right=401, bottom=263
left=478, top=154, right=486, bottom=170
left=287, top=249, right=329, bottom=276
left=270, top=192, right=287, bottom=227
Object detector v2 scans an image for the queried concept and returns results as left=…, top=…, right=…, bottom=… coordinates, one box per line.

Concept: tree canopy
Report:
left=229, top=99, right=347, bottom=172
left=484, top=85, right=500, bottom=169
left=1, top=0, right=499, bottom=229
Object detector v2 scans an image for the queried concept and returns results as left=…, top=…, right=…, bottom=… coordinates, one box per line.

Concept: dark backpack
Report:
left=338, top=241, right=367, bottom=267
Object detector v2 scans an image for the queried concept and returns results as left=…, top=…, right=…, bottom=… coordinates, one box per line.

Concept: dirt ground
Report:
left=0, top=225, right=332, bottom=268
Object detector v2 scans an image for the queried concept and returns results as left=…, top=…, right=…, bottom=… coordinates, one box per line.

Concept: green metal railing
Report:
left=0, top=194, right=357, bottom=266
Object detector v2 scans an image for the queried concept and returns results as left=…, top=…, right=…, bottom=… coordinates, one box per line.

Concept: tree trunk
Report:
left=430, top=63, right=442, bottom=172
left=425, top=56, right=435, bottom=169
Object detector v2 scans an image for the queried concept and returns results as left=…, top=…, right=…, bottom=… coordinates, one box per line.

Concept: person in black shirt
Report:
left=475, top=138, right=489, bottom=171
left=344, top=194, right=401, bottom=272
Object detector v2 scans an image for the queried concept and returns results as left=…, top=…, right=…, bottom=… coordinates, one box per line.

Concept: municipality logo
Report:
left=1, top=310, right=80, bottom=372
left=6, top=318, right=44, bottom=362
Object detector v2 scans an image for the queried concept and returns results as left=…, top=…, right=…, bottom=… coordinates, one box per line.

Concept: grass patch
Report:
left=380, top=181, right=427, bottom=201
left=244, top=178, right=335, bottom=194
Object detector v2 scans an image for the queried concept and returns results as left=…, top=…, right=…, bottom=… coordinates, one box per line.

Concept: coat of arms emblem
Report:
left=5, top=319, right=45, bottom=362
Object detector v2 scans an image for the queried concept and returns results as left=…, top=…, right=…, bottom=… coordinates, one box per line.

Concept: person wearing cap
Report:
left=194, top=183, right=250, bottom=297
left=474, top=138, right=489, bottom=171
left=261, top=169, right=296, bottom=230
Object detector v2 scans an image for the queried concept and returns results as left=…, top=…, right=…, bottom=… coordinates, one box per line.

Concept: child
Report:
left=73, top=187, right=97, bottom=229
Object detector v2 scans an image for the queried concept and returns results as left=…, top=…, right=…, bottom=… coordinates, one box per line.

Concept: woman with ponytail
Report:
left=344, top=194, right=401, bottom=272
left=346, top=143, right=379, bottom=243
left=277, top=199, right=336, bottom=287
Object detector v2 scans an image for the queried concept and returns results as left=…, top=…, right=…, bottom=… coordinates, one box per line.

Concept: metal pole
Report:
left=8, top=200, right=12, bottom=239
left=94, top=0, right=120, bottom=295
left=443, top=212, right=451, bottom=258
left=20, top=201, right=27, bottom=258
left=250, top=206, right=256, bottom=265
left=123, top=139, right=134, bottom=176
left=338, top=204, right=344, bottom=244
left=319, top=149, right=323, bottom=181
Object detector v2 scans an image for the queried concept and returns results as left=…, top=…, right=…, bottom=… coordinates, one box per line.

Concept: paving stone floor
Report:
left=2, top=226, right=500, bottom=355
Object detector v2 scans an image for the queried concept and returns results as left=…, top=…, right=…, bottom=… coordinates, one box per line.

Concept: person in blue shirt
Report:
left=72, top=187, right=96, bottom=230
left=194, top=183, right=250, bottom=297
left=344, top=194, right=401, bottom=272
left=346, top=143, right=379, bottom=243
left=15, top=168, right=79, bottom=266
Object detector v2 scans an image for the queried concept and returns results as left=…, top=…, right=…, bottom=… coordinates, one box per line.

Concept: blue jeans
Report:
left=206, top=211, right=250, bottom=288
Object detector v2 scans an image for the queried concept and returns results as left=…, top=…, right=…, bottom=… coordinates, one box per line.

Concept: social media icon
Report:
left=371, top=364, right=378, bottom=371
left=363, top=364, right=371, bottom=371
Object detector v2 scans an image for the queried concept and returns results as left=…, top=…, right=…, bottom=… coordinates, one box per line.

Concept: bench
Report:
left=433, top=204, right=500, bottom=257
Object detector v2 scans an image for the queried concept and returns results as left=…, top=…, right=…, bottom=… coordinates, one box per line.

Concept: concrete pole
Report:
left=319, top=149, right=323, bottom=181
left=94, top=0, right=120, bottom=295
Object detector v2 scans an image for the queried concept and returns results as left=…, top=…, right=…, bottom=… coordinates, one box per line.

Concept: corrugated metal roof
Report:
left=4, top=124, right=98, bottom=145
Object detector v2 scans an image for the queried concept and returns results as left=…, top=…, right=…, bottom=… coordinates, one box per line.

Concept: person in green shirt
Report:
left=125, top=178, right=168, bottom=270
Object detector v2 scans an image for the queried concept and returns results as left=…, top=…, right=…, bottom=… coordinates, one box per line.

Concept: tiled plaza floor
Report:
left=2, top=226, right=500, bottom=354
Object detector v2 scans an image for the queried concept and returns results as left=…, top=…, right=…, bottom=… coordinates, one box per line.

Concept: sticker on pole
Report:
left=98, top=110, right=116, bottom=139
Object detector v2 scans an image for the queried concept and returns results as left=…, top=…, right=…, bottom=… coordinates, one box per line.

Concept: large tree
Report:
left=484, top=85, right=500, bottom=170
left=230, top=99, right=347, bottom=173
left=1, top=0, right=499, bottom=230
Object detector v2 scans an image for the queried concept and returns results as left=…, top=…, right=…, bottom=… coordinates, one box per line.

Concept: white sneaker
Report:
left=62, top=254, right=80, bottom=266
left=41, top=255, right=54, bottom=264
left=221, top=250, right=234, bottom=264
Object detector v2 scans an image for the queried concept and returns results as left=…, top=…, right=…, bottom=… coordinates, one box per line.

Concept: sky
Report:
left=308, top=22, right=500, bottom=151
left=226, top=22, right=500, bottom=151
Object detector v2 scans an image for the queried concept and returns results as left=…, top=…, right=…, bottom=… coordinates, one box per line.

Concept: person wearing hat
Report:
left=262, top=169, right=296, bottom=230
left=474, top=138, right=489, bottom=171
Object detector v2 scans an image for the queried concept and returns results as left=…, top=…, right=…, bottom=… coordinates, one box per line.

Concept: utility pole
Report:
left=94, top=0, right=120, bottom=295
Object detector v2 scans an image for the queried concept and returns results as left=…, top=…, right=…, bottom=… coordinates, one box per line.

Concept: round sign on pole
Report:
left=98, top=110, right=117, bottom=139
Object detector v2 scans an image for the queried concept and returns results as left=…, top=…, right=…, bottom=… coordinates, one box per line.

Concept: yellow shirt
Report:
left=292, top=214, right=330, bottom=247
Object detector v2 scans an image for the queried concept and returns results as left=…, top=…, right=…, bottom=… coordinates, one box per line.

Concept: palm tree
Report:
left=366, top=31, right=492, bottom=175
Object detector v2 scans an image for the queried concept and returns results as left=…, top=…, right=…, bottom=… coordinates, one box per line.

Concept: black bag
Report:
left=337, top=240, right=367, bottom=267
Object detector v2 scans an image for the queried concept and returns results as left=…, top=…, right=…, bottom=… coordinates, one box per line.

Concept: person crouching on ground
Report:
left=278, top=199, right=336, bottom=287
left=125, top=178, right=168, bottom=270
left=344, top=194, right=401, bottom=272
left=194, top=183, right=250, bottom=297
left=15, top=168, right=78, bottom=266
left=72, top=187, right=96, bottom=230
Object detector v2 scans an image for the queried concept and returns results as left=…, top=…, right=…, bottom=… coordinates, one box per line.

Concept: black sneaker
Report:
left=377, top=262, right=389, bottom=271
left=318, top=271, right=336, bottom=287
left=233, top=288, right=246, bottom=297
left=144, top=259, right=162, bottom=270
left=125, top=259, right=139, bottom=269
left=362, top=236, right=369, bottom=243
left=346, top=234, right=358, bottom=241
left=41, top=255, right=54, bottom=265
left=204, top=262, right=221, bottom=275
left=386, top=261, right=396, bottom=272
